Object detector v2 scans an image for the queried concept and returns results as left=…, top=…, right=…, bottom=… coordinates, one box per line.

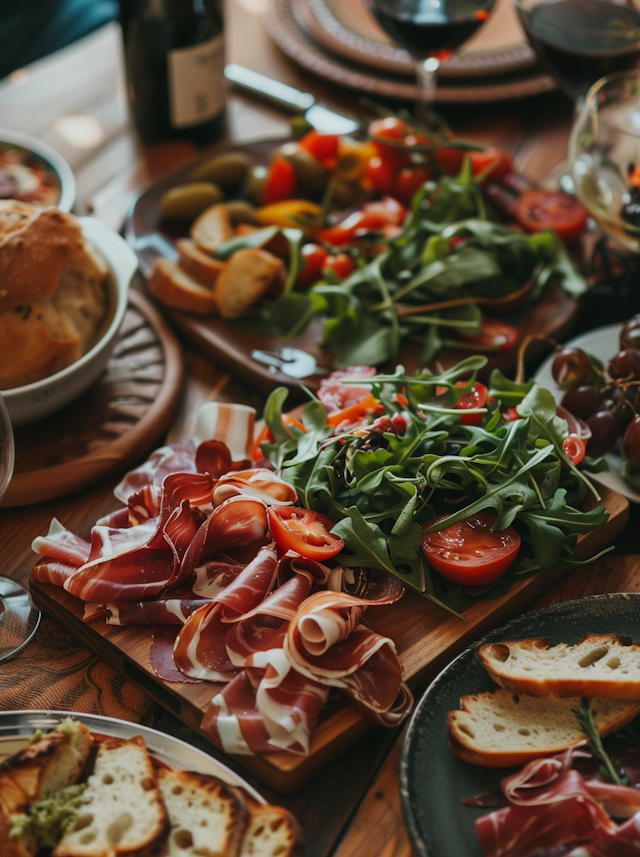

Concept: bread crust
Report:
left=148, top=257, right=218, bottom=315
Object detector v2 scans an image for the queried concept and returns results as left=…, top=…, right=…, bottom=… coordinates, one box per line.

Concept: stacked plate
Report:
left=264, top=0, right=555, bottom=103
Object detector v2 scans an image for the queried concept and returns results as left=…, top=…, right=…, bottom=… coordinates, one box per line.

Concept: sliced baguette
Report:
left=448, top=688, right=640, bottom=767
left=477, top=634, right=640, bottom=699
left=190, top=204, right=234, bottom=254
left=239, top=797, right=303, bottom=857
left=156, top=767, right=247, bottom=857
left=214, top=247, right=285, bottom=319
left=148, top=257, right=218, bottom=315
left=53, top=735, right=168, bottom=857
left=176, top=238, right=226, bottom=288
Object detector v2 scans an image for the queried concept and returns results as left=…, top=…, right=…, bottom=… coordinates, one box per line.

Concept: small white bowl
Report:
left=4, top=218, right=138, bottom=427
left=0, top=129, right=75, bottom=211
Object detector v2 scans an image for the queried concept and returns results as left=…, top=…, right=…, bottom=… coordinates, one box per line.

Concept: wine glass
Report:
left=366, top=0, right=498, bottom=123
left=0, top=392, right=40, bottom=663
left=514, top=0, right=640, bottom=101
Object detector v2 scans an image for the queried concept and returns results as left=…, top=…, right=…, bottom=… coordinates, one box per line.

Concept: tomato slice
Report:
left=298, top=130, right=340, bottom=167
left=297, top=243, right=329, bottom=288
left=457, top=317, right=520, bottom=352
left=562, top=434, right=586, bottom=466
left=453, top=381, right=488, bottom=426
left=268, top=506, right=344, bottom=560
left=421, top=511, right=521, bottom=585
left=469, top=146, right=513, bottom=183
left=513, top=189, right=588, bottom=243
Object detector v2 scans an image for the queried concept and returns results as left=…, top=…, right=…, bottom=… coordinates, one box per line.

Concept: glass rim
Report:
left=512, top=0, right=640, bottom=35
left=583, top=69, right=640, bottom=139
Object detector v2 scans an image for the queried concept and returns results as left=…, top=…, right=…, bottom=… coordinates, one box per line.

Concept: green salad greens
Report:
left=236, top=159, right=587, bottom=368
left=260, top=356, right=609, bottom=618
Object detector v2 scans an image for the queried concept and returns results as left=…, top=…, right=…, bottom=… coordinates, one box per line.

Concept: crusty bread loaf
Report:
left=190, top=204, right=234, bottom=254
left=477, top=634, right=640, bottom=700
left=239, top=798, right=302, bottom=857
left=214, top=248, right=285, bottom=319
left=157, top=767, right=247, bottom=857
left=176, top=238, right=226, bottom=288
left=54, top=241, right=110, bottom=354
left=53, top=736, right=168, bottom=857
left=448, top=688, right=640, bottom=767
left=148, top=257, right=218, bottom=315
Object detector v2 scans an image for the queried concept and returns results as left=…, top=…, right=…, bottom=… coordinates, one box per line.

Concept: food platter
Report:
left=533, top=323, right=640, bottom=505
left=125, top=136, right=579, bottom=398
left=0, top=709, right=264, bottom=802
left=400, top=592, right=640, bottom=857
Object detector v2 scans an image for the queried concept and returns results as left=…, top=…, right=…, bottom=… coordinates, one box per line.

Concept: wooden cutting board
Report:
left=30, top=485, right=628, bottom=794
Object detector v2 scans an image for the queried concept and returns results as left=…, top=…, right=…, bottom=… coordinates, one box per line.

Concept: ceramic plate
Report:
left=400, top=592, right=640, bottom=857
left=297, top=0, right=537, bottom=80
left=264, top=0, right=555, bottom=104
left=533, top=323, right=640, bottom=505
left=0, top=709, right=264, bottom=802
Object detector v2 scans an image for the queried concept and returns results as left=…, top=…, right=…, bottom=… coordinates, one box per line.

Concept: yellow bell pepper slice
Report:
left=255, top=199, right=323, bottom=230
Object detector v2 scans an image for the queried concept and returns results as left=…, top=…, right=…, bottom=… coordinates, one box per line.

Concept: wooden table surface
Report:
left=1, top=5, right=640, bottom=856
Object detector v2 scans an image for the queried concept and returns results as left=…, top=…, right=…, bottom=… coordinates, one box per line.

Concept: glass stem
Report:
left=416, top=56, right=440, bottom=126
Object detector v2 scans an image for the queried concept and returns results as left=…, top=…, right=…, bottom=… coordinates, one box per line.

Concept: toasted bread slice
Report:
left=448, top=688, right=640, bottom=767
left=477, top=634, right=640, bottom=699
left=239, top=797, right=302, bottom=857
left=157, top=767, right=247, bottom=857
left=53, top=735, right=168, bottom=857
left=176, top=238, right=226, bottom=289
left=190, top=204, right=234, bottom=254
left=214, top=248, right=285, bottom=319
left=148, top=257, right=218, bottom=315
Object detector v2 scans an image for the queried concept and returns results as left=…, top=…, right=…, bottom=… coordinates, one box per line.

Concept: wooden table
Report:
left=1, top=8, right=640, bottom=856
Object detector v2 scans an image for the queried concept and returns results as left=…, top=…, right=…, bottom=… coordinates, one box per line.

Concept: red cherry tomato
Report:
left=298, top=130, right=340, bottom=168
left=268, top=506, right=344, bottom=560
left=251, top=416, right=307, bottom=461
left=513, top=189, right=588, bottom=243
left=362, top=196, right=408, bottom=224
left=297, top=243, right=329, bottom=288
left=369, top=117, right=411, bottom=170
left=369, top=117, right=410, bottom=140
left=324, top=253, right=355, bottom=279
left=421, top=511, right=521, bottom=585
left=457, top=317, right=520, bottom=352
left=454, top=381, right=488, bottom=426
left=365, top=156, right=398, bottom=196
left=501, top=407, right=521, bottom=422
left=264, top=157, right=296, bottom=204
left=395, top=166, right=430, bottom=204
left=317, top=211, right=390, bottom=246
left=436, top=146, right=466, bottom=175
left=562, top=434, right=586, bottom=466
left=469, top=146, right=513, bottom=183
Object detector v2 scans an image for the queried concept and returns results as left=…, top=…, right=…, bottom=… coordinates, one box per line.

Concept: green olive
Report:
left=159, top=182, right=224, bottom=219
left=330, top=178, right=366, bottom=209
left=245, top=165, right=267, bottom=206
left=284, top=148, right=329, bottom=194
left=190, top=152, right=251, bottom=186
left=224, top=200, right=262, bottom=226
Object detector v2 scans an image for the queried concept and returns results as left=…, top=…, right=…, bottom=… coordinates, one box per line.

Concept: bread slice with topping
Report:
left=53, top=735, right=168, bottom=857
left=477, top=634, right=640, bottom=699
left=239, top=798, right=302, bottom=857
left=157, top=767, right=247, bottom=857
left=448, top=688, right=640, bottom=767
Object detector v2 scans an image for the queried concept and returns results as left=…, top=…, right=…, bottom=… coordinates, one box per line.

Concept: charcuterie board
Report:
left=30, top=485, right=628, bottom=794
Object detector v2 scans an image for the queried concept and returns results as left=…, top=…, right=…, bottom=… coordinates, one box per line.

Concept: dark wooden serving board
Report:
left=30, top=485, right=628, bottom=794
left=124, top=138, right=579, bottom=399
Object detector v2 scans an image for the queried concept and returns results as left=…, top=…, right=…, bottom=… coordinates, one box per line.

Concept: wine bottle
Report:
left=124, top=0, right=226, bottom=146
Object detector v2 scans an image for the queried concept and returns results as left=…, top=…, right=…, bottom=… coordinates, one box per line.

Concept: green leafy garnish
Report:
left=573, top=697, right=628, bottom=785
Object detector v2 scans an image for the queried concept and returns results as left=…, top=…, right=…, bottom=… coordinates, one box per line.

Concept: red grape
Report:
left=586, top=410, right=623, bottom=459
left=623, top=415, right=640, bottom=468
left=551, top=347, right=595, bottom=389
left=620, top=317, right=640, bottom=351
left=560, top=385, right=603, bottom=420
left=607, top=349, right=640, bottom=381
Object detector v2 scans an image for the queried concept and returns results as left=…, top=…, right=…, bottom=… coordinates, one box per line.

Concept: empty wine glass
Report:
left=367, top=0, right=498, bottom=123
left=0, top=392, right=40, bottom=663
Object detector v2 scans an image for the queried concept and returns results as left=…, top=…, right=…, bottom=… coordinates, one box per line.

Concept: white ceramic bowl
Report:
left=0, top=129, right=75, bottom=211
left=3, top=218, right=138, bottom=427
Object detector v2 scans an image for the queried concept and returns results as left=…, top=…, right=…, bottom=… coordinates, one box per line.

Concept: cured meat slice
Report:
left=83, top=597, right=209, bottom=626
left=317, top=365, right=376, bottom=414
left=31, top=518, right=91, bottom=567
left=212, top=469, right=297, bottom=507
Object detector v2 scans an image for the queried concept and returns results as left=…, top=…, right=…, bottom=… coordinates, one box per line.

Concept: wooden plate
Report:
left=125, top=138, right=579, bottom=400
left=5, top=289, right=184, bottom=508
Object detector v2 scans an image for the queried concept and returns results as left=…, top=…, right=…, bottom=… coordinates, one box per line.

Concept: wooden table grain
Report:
left=0, top=6, right=637, bottom=856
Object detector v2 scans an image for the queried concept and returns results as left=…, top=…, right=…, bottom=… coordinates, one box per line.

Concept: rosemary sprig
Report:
left=573, top=697, right=628, bottom=785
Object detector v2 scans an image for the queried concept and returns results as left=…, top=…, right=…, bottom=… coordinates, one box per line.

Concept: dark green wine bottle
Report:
left=124, top=0, right=226, bottom=146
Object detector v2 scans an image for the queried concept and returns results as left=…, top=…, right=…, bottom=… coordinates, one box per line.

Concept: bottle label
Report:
left=168, top=35, right=225, bottom=128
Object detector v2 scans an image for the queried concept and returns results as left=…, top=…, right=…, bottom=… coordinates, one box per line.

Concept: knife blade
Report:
left=224, top=64, right=362, bottom=135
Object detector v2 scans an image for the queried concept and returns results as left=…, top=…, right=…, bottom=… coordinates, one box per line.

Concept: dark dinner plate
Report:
left=124, top=136, right=578, bottom=398
left=400, top=592, right=640, bottom=857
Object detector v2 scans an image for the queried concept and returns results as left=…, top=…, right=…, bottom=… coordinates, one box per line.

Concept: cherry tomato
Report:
left=263, top=157, right=296, bottom=204
left=318, top=211, right=389, bottom=246
left=369, top=117, right=411, bottom=170
left=457, top=317, right=520, bottom=352
left=297, top=243, right=329, bottom=288
left=325, top=392, right=385, bottom=427
left=404, top=132, right=431, bottom=148
left=251, top=416, right=307, bottom=461
left=324, top=252, right=355, bottom=279
left=268, top=506, right=344, bottom=560
left=454, top=381, right=488, bottom=426
left=469, top=146, right=513, bottom=183
left=501, top=407, right=521, bottom=422
left=298, top=130, right=340, bottom=168
left=369, top=117, right=410, bottom=140
left=562, top=434, right=586, bottom=466
left=395, top=166, right=430, bottom=204
left=513, top=189, right=588, bottom=243
left=365, top=156, right=398, bottom=196
left=362, top=196, right=408, bottom=224
left=436, top=146, right=466, bottom=175
left=421, top=511, right=521, bottom=585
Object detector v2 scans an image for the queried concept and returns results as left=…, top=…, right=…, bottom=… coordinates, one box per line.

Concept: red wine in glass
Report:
left=515, top=0, right=640, bottom=99
left=367, top=0, right=497, bottom=119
